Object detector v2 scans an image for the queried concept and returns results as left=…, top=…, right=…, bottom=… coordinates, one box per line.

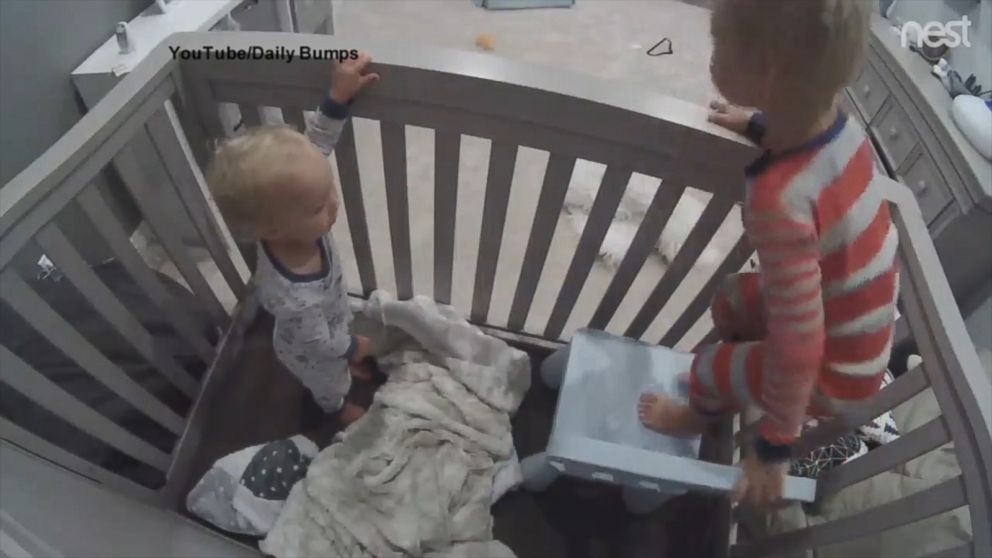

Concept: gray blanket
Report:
left=261, top=292, right=531, bottom=558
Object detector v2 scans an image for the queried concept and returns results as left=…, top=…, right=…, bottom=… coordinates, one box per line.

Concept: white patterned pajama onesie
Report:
left=254, top=97, right=356, bottom=413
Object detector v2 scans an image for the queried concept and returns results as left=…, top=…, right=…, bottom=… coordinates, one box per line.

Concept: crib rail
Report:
left=176, top=31, right=754, bottom=347
left=1, top=31, right=989, bottom=557
left=0, top=38, right=249, bottom=505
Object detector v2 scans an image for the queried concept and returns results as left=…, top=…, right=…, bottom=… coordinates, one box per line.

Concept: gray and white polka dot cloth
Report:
left=186, top=435, right=318, bottom=536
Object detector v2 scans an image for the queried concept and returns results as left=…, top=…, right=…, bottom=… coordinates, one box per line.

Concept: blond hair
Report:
left=206, top=125, right=315, bottom=239
left=711, top=0, right=870, bottom=121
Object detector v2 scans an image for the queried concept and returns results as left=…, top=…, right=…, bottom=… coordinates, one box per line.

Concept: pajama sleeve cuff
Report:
left=343, top=335, right=359, bottom=361
left=744, top=111, right=766, bottom=145
left=319, top=96, right=350, bottom=120
left=754, top=435, right=793, bottom=464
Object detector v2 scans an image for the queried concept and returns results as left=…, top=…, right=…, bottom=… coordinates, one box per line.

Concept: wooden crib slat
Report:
left=730, top=476, right=966, bottom=558
left=76, top=190, right=214, bottom=363
left=237, top=103, right=261, bottom=128
left=112, top=147, right=229, bottom=330
left=471, top=141, right=518, bottom=323
left=433, top=129, right=460, bottom=305
left=507, top=154, right=575, bottom=331
left=0, top=417, right=158, bottom=503
left=625, top=195, right=736, bottom=340
left=588, top=180, right=685, bottom=330
left=380, top=121, right=413, bottom=300
left=283, top=107, right=307, bottom=133
left=181, top=67, right=225, bottom=141
left=35, top=224, right=199, bottom=397
left=334, top=121, right=377, bottom=295
left=145, top=102, right=246, bottom=300
left=167, top=72, right=210, bottom=168
left=544, top=165, right=633, bottom=339
left=659, top=236, right=753, bottom=347
left=817, top=416, right=950, bottom=499
left=695, top=328, right=719, bottom=351
left=0, top=346, right=172, bottom=472
left=1, top=272, right=186, bottom=436
left=0, top=82, right=174, bottom=270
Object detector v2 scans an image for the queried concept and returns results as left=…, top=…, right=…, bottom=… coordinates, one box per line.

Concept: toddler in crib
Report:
left=638, top=0, right=898, bottom=507
left=207, top=55, right=380, bottom=426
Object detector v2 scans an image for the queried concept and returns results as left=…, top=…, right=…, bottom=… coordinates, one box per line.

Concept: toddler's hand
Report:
left=350, top=335, right=371, bottom=363
left=329, top=52, right=380, bottom=104
left=707, top=99, right=757, bottom=136
left=733, top=453, right=788, bottom=509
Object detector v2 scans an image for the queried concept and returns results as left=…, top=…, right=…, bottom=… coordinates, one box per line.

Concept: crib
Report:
left=1, top=31, right=989, bottom=557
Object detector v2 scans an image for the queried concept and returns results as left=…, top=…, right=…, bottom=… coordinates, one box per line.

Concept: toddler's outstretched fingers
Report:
left=710, top=99, right=728, bottom=112
left=708, top=111, right=733, bottom=126
left=351, top=52, right=373, bottom=70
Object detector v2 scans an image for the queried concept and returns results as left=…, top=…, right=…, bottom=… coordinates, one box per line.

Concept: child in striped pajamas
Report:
left=638, top=0, right=898, bottom=507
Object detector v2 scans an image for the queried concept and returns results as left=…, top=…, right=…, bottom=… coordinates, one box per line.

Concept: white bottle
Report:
left=115, top=22, right=135, bottom=54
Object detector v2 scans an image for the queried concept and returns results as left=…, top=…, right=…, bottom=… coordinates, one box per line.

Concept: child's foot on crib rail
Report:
left=638, top=393, right=707, bottom=436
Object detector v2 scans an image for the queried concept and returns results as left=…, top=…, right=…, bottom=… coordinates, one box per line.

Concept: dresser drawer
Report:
left=901, top=152, right=952, bottom=224
left=841, top=92, right=886, bottom=173
left=872, top=102, right=919, bottom=170
left=851, top=63, right=889, bottom=120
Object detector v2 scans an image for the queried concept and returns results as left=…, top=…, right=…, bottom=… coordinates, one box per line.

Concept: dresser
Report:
left=842, top=15, right=992, bottom=318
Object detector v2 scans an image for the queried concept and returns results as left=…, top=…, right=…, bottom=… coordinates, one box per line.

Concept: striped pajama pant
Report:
left=688, top=272, right=830, bottom=420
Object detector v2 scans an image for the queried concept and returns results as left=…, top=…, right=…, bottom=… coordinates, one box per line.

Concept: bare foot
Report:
left=638, top=392, right=707, bottom=436
left=336, top=402, right=366, bottom=426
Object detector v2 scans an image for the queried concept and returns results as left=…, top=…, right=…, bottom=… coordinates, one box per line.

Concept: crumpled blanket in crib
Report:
left=261, top=291, right=531, bottom=558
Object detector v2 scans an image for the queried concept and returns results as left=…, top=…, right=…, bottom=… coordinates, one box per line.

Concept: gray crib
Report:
left=1, top=32, right=988, bottom=558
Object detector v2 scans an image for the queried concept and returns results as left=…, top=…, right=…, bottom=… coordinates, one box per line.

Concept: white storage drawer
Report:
left=902, top=152, right=953, bottom=224
left=873, top=101, right=920, bottom=170
left=852, top=63, right=889, bottom=121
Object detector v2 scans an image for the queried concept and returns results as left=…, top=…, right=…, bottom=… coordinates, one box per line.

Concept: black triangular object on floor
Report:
left=647, top=38, right=674, bottom=56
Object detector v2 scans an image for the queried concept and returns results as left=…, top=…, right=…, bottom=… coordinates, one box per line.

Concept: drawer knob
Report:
left=915, top=180, right=928, bottom=194
left=888, top=127, right=899, bottom=139
left=862, top=84, right=871, bottom=96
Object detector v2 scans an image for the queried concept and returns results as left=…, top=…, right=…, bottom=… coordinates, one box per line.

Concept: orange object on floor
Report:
left=475, top=34, right=496, bottom=51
